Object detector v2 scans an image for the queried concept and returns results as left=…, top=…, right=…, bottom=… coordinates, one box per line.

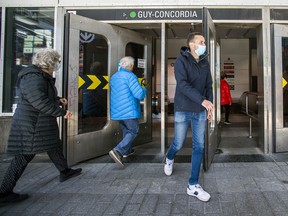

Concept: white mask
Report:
left=195, top=45, right=206, bottom=56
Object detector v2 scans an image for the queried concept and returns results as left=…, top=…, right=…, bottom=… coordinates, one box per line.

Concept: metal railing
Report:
left=240, top=91, right=259, bottom=138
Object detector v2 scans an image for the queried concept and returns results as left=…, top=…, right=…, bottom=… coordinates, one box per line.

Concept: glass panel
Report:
left=125, top=42, right=146, bottom=123
left=3, top=7, right=54, bottom=112
left=282, top=37, right=288, bottom=127
left=78, top=31, right=108, bottom=134
left=0, top=8, right=1, bottom=59
left=209, top=29, right=215, bottom=130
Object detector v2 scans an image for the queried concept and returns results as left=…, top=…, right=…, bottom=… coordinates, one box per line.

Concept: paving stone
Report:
left=54, top=202, right=80, bottom=216
left=204, top=195, right=221, bottom=214
left=188, top=202, right=204, bottom=215
left=127, top=194, right=145, bottom=204
left=121, top=204, right=141, bottom=216
left=203, top=177, right=218, bottom=193
left=220, top=201, right=238, bottom=216
left=103, top=194, right=130, bottom=214
left=247, top=192, right=274, bottom=216
left=254, top=177, right=287, bottom=191
left=171, top=203, right=188, bottom=215
left=234, top=192, right=256, bottom=214
left=86, top=202, right=110, bottom=216
left=216, top=177, right=246, bottom=193
left=39, top=200, right=65, bottom=213
left=138, top=194, right=158, bottom=214
left=262, top=191, right=288, bottom=212
left=275, top=191, right=288, bottom=201
left=155, top=203, right=172, bottom=215
left=1, top=160, right=288, bottom=215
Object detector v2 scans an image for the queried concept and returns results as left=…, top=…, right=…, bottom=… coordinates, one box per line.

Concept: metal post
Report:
left=249, top=117, right=253, bottom=138
left=160, top=22, right=167, bottom=155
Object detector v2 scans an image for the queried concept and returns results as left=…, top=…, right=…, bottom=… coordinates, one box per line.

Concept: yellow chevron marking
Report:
left=87, top=75, right=101, bottom=90
left=78, top=76, right=85, bottom=88
left=138, top=78, right=146, bottom=87
left=283, top=77, right=287, bottom=88
left=103, top=76, right=109, bottom=89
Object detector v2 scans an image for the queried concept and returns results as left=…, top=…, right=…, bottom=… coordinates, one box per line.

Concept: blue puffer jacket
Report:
left=110, top=68, right=146, bottom=120
left=174, top=47, right=213, bottom=113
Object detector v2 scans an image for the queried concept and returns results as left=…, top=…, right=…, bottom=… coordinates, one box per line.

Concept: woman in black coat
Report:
left=0, top=48, right=82, bottom=204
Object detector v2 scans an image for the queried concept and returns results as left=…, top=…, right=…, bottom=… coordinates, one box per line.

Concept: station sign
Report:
left=75, top=9, right=202, bottom=21
left=75, top=8, right=262, bottom=21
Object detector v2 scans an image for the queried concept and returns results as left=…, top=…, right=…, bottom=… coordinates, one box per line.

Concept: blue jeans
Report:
left=115, top=119, right=139, bottom=155
left=166, top=111, right=207, bottom=185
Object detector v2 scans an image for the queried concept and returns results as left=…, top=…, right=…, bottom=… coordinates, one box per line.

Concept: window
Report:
left=78, top=31, right=108, bottom=134
left=282, top=37, right=288, bottom=127
left=3, top=7, right=54, bottom=112
left=125, top=42, right=146, bottom=122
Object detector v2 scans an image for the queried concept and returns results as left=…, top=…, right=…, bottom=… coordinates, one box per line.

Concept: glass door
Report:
left=272, top=24, right=288, bottom=152
left=63, top=13, right=152, bottom=165
left=202, top=8, right=220, bottom=170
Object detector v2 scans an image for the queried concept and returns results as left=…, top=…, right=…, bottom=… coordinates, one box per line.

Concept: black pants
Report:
left=0, top=144, right=68, bottom=194
left=222, top=104, right=230, bottom=122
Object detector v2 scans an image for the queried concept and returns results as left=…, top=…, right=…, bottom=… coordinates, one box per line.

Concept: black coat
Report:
left=174, top=47, right=213, bottom=113
left=7, top=65, right=67, bottom=155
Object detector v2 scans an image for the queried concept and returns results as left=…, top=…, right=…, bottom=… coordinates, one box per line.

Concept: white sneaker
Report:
left=187, top=184, right=211, bottom=202
left=164, top=158, right=174, bottom=176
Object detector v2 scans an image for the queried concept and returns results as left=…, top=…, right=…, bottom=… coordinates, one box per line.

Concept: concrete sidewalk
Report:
left=1, top=154, right=288, bottom=215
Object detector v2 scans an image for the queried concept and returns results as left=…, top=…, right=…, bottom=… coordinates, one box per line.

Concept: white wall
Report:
left=220, top=39, right=249, bottom=101
left=156, top=38, right=250, bottom=102
left=156, top=39, right=186, bottom=102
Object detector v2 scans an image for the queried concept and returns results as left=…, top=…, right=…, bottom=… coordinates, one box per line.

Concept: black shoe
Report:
left=215, top=149, right=223, bottom=154
left=0, top=192, right=28, bottom=205
left=60, top=168, right=82, bottom=182
left=224, top=121, right=232, bottom=125
left=123, top=149, right=135, bottom=158
left=109, top=149, right=124, bottom=167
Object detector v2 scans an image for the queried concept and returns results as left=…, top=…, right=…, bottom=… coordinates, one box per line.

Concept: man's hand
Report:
left=207, top=109, right=213, bottom=122
left=202, top=99, right=214, bottom=122
left=64, top=110, right=72, bottom=119
left=59, top=98, right=68, bottom=106
left=202, top=99, right=214, bottom=112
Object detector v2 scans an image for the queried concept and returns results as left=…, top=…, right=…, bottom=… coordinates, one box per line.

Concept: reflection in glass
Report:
left=78, top=31, right=108, bottom=134
left=125, top=42, right=146, bottom=122
left=209, top=30, right=215, bottom=130
left=283, top=38, right=288, bottom=127
left=3, top=7, right=54, bottom=112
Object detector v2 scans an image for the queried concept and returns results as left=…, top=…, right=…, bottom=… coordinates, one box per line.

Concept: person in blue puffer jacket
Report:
left=109, top=56, right=146, bottom=167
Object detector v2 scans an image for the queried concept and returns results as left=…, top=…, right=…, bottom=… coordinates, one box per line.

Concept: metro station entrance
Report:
left=60, top=8, right=288, bottom=169
left=63, top=9, right=220, bottom=169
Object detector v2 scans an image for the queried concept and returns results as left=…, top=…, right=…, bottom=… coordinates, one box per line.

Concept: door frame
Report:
left=62, top=13, right=152, bottom=165
left=202, top=7, right=220, bottom=171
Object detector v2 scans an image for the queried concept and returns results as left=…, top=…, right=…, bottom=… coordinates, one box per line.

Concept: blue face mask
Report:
left=195, top=45, right=206, bottom=56
left=55, top=62, right=62, bottom=72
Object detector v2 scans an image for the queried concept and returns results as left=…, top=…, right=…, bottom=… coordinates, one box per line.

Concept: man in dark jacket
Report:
left=0, top=48, right=82, bottom=205
left=163, top=33, right=214, bottom=202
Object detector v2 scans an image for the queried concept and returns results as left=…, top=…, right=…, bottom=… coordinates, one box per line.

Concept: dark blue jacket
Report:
left=174, top=47, right=213, bottom=113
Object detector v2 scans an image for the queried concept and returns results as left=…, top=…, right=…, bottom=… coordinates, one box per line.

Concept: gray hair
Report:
left=120, top=56, right=134, bottom=69
left=32, top=48, right=60, bottom=69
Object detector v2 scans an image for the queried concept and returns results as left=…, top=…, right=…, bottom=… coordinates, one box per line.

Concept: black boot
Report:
left=0, top=192, right=28, bottom=205
left=59, top=168, right=82, bottom=182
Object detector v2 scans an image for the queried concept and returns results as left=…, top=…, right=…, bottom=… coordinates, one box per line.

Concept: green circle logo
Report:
left=130, top=11, right=137, bottom=18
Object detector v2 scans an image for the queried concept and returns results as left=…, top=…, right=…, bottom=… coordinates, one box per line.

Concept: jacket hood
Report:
left=18, top=65, right=42, bottom=78
left=180, top=46, right=190, bottom=56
